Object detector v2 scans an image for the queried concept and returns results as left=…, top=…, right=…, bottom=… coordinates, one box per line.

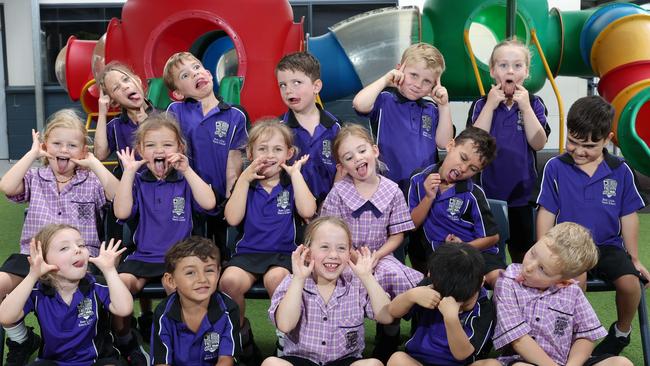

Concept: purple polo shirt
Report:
left=269, top=270, right=374, bottom=364
left=8, top=167, right=106, bottom=256
left=281, top=105, right=341, bottom=203
left=124, top=169, right=195, bottom=263
left=167, top=98, right=248, bottom=200
left=321, top=175, right=415, bottom=251
left=356, top=88, right=440, bottom=188
left=24, top=275, right=115, bottom=366
left=233, top=173, right=298, bottom=255
left=404, top=287, right=494, bottom=366
left=493, top=264, right=607, bottom=365
left=408, top=163, right=499, bottom=254
left=105, top=102, right=154, bottom=163
left=152, top=291, right=240, bottom=365
left=468, top=96, right=549, bottom=207
left=537, top=150, right=645, bottom=250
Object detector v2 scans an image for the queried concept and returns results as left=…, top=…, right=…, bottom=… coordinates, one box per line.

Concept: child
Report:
left=0, top=224, right=133, bottom=366
left=219, top=118, right=316, bottom=361
left=536, top=95, right=647, bottom=356
left=151, top=236, right=240, bottom=366
left=480, top=222, right=633, bottom=366
left=408, top=126, right=503, bottom=287
left=467, top=39, right=550, bottom=264
left=263, top=216, right=393, bottom=366
left=352, top=42, right=453, bottom=192
left=113, top=113, right=217, bottom=365
left=387, top=243, right=494, bottom=366
left=320, top=124, right=422, bottom=361
left=276, top=51, right=341, bottom=204
left=0, top=109, right=119, bottom=365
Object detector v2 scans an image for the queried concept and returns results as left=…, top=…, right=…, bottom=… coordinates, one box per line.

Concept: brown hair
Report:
left=275, top=52, right=321, bottom=81
left=544, top=222, right=599, bottom=278
left=162, top=52, right=202, bottom=91
left=33, top=224, right=83, bottom=286
left=41, top=109, right=89, bottom=166
left=165, top=236, right=220, bottom=273
left=134, top=112, right=187, bottom=155
left=246, top=118, right=295, bottom=156
left=400, top=43, right=445, bottom=76
left=96, top=61, right=146, bottom=100
left=489, top=38, right=532, bottom=70
left=303, top=216, right=352, bottom=249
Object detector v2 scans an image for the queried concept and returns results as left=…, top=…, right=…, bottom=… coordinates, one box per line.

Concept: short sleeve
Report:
left=6, top=168, right=35, bottom=203
left=536, top=159, right=560, bottom=214
left=22, top=289, right=37, bottom=317
left=492, top=273, right=531, bottom=349
left=408, top=174, right=423, bottom=211
left=468, top=295, right=496, bottom=354
left=151, top=298, right=173, bottom=364
left=532, top=96, right=549, bottom=133
left=471, top=186, right=499, bottom=237
left=320, top=186, right=344, bottom=218
left=230, top=106, right=249, bottom=151
left=387, top=190, right=415, bottom=235
left=572, top=289, right=607, bottom=342
left=466, top=98, right=487, bottom=126
left=620, top=162, right=646, bottom=216
left=93, top=282, right=112, bottom=309
left=106, top=118, right=118, bottom=154
left=219, top=294, right=242, bottom=358
left=355, top=90, right=390, bottom=119
left=268, top=275, right=296, bottom=327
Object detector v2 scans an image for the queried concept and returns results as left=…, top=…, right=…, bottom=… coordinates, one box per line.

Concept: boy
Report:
left=151, top=236, right=241, bottom=366
left=536, top=95, right=648, bottom=356
left=163, top=51, right=248, bottom=253
left=276, top=51, right=341, bottom=204
left=481, top=222, right=632, bottom=366
left=352, top=42, right=453, bottom=192
left=408, top=127, right=503, bottom=287
left=387, top=243, right=495, bottom=366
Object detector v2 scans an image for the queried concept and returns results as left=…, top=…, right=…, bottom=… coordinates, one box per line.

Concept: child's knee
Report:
left=615, top=274, right=642, bottom=295
left=386, top=351, right=411, bottom=366
left=260, top=356, right=289, bottom=366
left=0, top=272, right=21, bottom=299
left=596, top=356, right=633, bottom=366
left=219, top=271, right=251, bottom=295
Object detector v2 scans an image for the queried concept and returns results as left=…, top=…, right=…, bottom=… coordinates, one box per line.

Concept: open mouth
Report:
left=153, top=157, right=167, bottom=176
left=447, top=169, right=460, bottom=182
left=127, top=91, right=141, bottom=102
left=323, top=263, right=340, bottom=272
left=195, top=78, right=209, bottom=89
left=56, top=157, right=70, bottom=173
left=356, top=163, right=368, bottom=177
left=287, top=97, right=300, bottom=104
left=72, top=260, right=85, bottom=268
left=503, top=79, right=516, bottom=98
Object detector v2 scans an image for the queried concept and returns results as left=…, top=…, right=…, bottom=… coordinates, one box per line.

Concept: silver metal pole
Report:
left=31, top=0, right=44, bottom=131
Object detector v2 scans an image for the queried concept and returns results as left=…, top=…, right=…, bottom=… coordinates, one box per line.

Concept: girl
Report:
left=0, top=109, right=119, bottom=365
left=219, top=118, right=316, bottom=361
left=0, top=224, right=133, bottom=366
left=468, top=39, right=549, bottom=263
left=263, top=216, right=392, bottom=366
left=320, top=123, right=423, bottom=362
left=112, top=112, right=216, bottom=364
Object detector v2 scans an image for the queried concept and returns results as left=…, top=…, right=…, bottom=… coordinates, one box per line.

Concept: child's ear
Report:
left=245, top=147, right=253, bottom=162
left=162, top=273, right=176, bottom=291
left=371, top=144, right=379, bottom=158
left=171, top=89, right=185, bottom=101
left=555, top=279, right=574, bottom=289
left=445, top=139, right=455, bottom=152
left=605, top=131, right=614, bottom=145
left=287, top=146, right=295, bottom=160
left=313, top=79, right=323, bottom=94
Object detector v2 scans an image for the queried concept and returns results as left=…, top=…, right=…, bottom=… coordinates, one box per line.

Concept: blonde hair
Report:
left=134, top=112, right=187, bottom=155
left=162, top=52, right=202, bottom=91
left=96, top=61, right=145, bottom=100
left=544, top=222, right=599, bottom=278
left=400, top=43, right=445, bottom=76
left=246, top=118, right=294, bottom=155
left=41, top=109, right=89, bottom=166
left=33, top=224, right=82, bottom=286
left=303, top=216, right=351, bottom=249
left=489, top=38, right=532, bottom=70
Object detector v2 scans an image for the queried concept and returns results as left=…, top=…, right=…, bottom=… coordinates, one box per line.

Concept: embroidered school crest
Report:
left=422, top=115, right=433, bottom=138
left=603, top=179, right=617, bottom=198
left=277, top=190, right=291, bottom=215
left=214, top=120, right=229, bottom=138
left=203, top=332, right=220, bottom=353
left=322, top=139, right=332, bottom=159
left=172, top=196, right=186, bottom=221
left=517, top=111, right=524, bottom=130
left=345, top=330, right=359, bottom=350
left=447, top=197, right=463, bottom=217
left=77, top=298, right=93, bottom=320
left=553, top=316, right=569, bottom=336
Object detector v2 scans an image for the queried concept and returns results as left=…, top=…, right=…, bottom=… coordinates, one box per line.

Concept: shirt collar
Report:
left=387, top=87, right=426, bottom=107
left=502, top=263, right=564, bottom=295
left=184, top=96, right=231, bottom=112
left=302, top=269, right=354, bottom=299
left=168, top=292, right=224, bottom=323
left=38, top=166, right=90, bottom=186
left=40, top=274, right=93, bottom=297
left=557, top=148, right=623, bottom=170
left=283, top=104, right=337, bottom=129
left=118, top=99, right=155, bottom=122
left=340, top=175, right=393, bottom=215
left=140, top=168, right=183, bottom=182
left=250, top=171, right=292, bottom=189
left=424, top=162, right=471, bottom=194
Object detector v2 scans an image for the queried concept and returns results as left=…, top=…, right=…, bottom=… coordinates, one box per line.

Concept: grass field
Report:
left=0, top=198, right=648, bottom=364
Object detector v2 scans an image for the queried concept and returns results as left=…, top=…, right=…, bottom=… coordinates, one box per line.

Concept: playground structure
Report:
left=56, top=0, right=650, bottom=176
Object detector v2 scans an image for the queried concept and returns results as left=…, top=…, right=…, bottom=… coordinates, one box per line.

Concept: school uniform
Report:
left=408, top=163, right=504, bottom=273
left=321, top=175, right=422, bottom=297
left=404, top=287, right=494, bottom=366
left=281, top=105, right=341, bottom=203
left=356, top=88, right=441, bottom=190
left=493, top=264, right=608, bottom=365
left=269, top=270, right=374, bottom=365
left=117, top=169, right=196, bottom=278
left=151, top=291, right=240, bottom=365
left=537, top=150, right=646, bottom=280
left=226, top=172, right=297, bottom=274
left=105, top=102, right=154, bottom=169
left=24, top=274, right=120, bottom=366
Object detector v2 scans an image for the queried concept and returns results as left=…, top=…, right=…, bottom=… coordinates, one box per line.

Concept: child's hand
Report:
left=512, top=84, right=531, bottom=112
left=445, top=234, right=462, bottom=244
left=348, top=247, right=374, bottom=278
left=438, top=296, right=462, bottom=319
left=89, top=238, right=126, bottom=272
left=291, top=245, right=313, bottom=280
left=281, top=154, right=309, bottom=178
left=424, top=173, right=441, bottom=199
left=632, top=259, right=650, bottom=288
left=71, top=151, right=101, bottom=170
left=135, top=105, right=148, bottom=124
left=27, top=238, right=58, bottom=278
left=409, top=286, right=441, bottom=309
left=167, top=153, right=189, bottom=173
left=241, top=157, right=267, bottom=183
left=384, top=65, right=405, bottom=88
left=29, top=129, right=52, bottom=160
left=116, top=147, right=146, bottom=173
left=430, top=77, right=449, bottom=106
left=335, top=163, right=348, bottom=181
left=486, top=84, right=506, bottom=109
left=98, top=89, right=111, bottom=115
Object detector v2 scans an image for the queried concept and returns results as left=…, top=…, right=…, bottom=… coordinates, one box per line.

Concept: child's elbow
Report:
left=451, top=345, right=475, bottom=361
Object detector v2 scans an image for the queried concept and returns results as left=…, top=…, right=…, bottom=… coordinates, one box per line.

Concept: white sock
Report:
left=615, top=323, right=632, bottom=338
left=4, top=322, right=28, bottom=343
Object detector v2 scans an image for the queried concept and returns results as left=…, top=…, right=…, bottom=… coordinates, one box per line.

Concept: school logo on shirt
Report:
left=77, top=298, right=94, bottom=326
left=322, top=139, right=332, bottom=159
left=447, top=197, right=463, bottom=220
left=76, top=202, right=94, bottom=220
left=517, top=111, right=524, bottom=131
left=213, top=120, right=229, bottom=145
left=203, top=332, right=220, bottom=353
left=602, top=178, right=618, bottom=205
left=422, top=115, right=433, bottom=139
left=345, top=330, right=358, bottom=350
left=553, top=316, right=570, bottom=336
left=277, top=190, right=291, bottom=215
left=172, top=196, right=186, bottom=221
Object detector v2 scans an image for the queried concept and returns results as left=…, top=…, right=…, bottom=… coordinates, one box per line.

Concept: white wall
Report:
left=1, top=0, right=35, bottom=86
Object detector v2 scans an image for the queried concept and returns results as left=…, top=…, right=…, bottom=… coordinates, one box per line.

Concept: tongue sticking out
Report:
left=503, top=81, right=516, bottom=99
left=357, top=164, right=368, bottom=177
left=154, top=159, right=166, bottom=176
left=447, top=169, right=460, bottom=182
left=56, top=158, right=69, bottom=174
